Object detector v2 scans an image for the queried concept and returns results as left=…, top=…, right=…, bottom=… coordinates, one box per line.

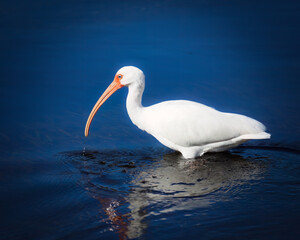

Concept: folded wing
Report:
left=142, top=100, right=267, bottom=148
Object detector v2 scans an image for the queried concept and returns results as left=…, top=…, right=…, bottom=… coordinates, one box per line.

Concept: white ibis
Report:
left=85, top=66, right=270, bottom=159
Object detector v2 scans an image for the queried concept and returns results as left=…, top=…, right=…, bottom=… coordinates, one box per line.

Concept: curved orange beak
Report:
left=85, top=76, right=124, bottom=137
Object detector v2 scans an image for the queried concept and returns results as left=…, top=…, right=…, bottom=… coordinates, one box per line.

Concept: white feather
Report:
left=118, top=66, right=270, bottom=158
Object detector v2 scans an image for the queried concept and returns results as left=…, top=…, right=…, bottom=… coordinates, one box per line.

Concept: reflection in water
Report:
left=64, top=149, right=267, bottom=239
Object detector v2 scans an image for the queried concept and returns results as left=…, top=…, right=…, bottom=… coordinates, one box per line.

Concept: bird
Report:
left=85, top=66, right=270, bottom=159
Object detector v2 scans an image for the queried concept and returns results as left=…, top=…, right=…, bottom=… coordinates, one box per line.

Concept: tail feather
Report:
left=241, top=132, right=271, bottom=140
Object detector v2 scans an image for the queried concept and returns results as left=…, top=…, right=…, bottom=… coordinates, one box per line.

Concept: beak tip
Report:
left=84, top=129, right=89, bottom=137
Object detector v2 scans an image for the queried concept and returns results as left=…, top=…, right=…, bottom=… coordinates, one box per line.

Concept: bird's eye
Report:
left=118, top=74, right=122, bottom=79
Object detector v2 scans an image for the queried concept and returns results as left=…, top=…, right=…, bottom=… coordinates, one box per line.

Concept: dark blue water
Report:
left=1, top=0, right=300, bottom=239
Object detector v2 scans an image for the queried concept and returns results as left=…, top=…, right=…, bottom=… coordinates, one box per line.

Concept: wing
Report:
left=141, top=100, right=266, bottom=147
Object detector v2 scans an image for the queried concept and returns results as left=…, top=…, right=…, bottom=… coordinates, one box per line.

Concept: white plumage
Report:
left=85, top=66, right=270, bottom=159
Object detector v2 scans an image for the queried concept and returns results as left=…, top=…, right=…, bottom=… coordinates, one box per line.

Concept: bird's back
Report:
left=140, top=100, right=267, bottom=148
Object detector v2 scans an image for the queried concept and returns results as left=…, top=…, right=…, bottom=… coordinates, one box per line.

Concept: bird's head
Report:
left=116, top=66, right=145, bottom=86
left=84, top=66, right=144, bottom=137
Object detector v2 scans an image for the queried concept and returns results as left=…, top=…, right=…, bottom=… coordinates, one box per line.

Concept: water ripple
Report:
left=59, top=146, right=287, bottom=239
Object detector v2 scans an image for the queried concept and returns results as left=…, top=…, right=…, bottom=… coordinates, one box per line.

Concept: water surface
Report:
left=0, top=0, right=299, bottom=239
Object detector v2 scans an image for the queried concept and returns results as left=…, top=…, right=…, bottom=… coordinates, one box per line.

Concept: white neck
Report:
left=126, top=82, right=145, bottom=127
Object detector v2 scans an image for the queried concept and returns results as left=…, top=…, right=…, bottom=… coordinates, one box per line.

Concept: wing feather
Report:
left=142, top=100, right=266, bottom=147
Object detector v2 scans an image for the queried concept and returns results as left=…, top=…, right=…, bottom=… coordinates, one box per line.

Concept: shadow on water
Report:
left=61, top=148, right=269, bottom=239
